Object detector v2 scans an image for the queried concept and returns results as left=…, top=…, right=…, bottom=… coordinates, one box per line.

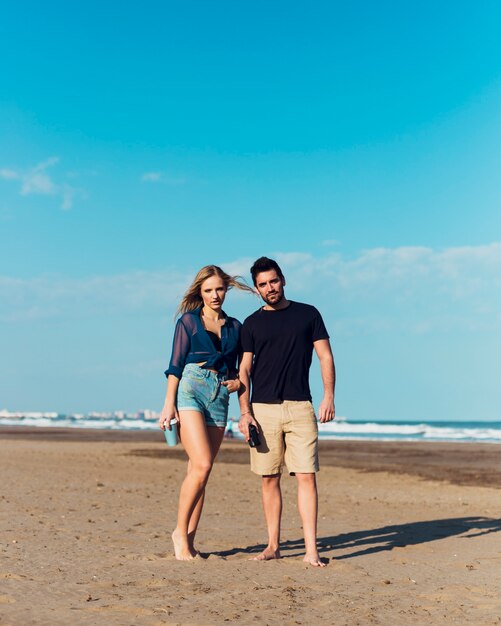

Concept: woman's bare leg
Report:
left=172, top=410, right=212, bottom=560
left=186, top=426, right=225, bottom=553
left=172, top=412, right=225, bottom=560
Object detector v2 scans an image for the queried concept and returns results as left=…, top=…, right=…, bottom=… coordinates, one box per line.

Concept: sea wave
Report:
left=317, top=420, right=501, bottom=442
left=1, top=413, right=500, bottom=443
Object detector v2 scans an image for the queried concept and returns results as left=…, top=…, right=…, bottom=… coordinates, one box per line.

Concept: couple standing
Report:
left=159, top=257, right=336, bottom=567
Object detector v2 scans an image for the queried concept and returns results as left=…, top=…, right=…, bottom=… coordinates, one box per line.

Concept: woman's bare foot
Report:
left=187, top=532, right=198, bottom=558
left=303, top=552, right=326, bottom=567
left=172, top=528, right=195, bottom=561
left=250, top=546, right=281, bottom=561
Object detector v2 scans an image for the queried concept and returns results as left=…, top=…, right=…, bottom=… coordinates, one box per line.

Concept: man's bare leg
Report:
left=252, top=474, right=282, bottom=560
left=296, top=473, right=325, bottom=567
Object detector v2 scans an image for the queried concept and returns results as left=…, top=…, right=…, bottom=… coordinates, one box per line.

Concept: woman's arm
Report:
left=164, top=318, right=190, bottom=379
left=159, top=375, right=180, bottom=430
left=160, top=317, right=191, bottom=430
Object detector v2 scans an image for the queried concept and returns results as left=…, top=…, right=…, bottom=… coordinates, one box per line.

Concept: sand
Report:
left=1, top=427, right=500, bottom=625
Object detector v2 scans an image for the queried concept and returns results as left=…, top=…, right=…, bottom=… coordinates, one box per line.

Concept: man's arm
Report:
left=238, top=351, right=258, bottom=440
left=314, top=338, right=335, bottom=423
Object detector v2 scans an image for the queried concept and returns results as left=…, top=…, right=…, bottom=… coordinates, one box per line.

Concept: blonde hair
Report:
left=177, top=265, right=254, bottom=316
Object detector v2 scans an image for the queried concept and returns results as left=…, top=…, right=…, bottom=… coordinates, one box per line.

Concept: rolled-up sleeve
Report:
left=164, top=319, right=190, bottom=379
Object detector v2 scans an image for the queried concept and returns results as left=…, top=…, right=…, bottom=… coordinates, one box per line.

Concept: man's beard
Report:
left=263, top=291, right=284, bottom=306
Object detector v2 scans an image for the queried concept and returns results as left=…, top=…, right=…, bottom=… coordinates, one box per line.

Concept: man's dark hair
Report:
left=250, top=256, right=284, bottom=286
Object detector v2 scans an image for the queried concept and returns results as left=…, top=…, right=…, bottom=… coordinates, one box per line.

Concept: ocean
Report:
left=1, top=412, right=500, bottom=443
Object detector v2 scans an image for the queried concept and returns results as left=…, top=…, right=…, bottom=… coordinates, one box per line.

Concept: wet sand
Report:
left=1, top=426, right=500, bottom=625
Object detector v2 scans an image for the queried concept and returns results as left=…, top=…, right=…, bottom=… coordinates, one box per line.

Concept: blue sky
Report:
left=1, top=1, right=501, bottom=420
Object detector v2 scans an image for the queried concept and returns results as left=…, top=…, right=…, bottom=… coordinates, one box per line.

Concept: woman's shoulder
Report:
left=177, top=309, right=201, bottom=327
left=179, top=309, right=199, bottom=319
left=225, top=314, right=242, bottom=329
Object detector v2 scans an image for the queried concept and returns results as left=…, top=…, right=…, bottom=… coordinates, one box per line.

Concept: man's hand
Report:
left=238, top=411, right=259, bottom=441
left=318, top=398, right=335, bottom=423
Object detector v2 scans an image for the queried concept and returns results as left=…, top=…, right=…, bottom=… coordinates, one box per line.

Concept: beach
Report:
left=1, top=427, right=500, bottom=625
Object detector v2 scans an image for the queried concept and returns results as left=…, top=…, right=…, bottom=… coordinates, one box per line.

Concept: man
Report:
left=238, top=256, right=335, bottom=567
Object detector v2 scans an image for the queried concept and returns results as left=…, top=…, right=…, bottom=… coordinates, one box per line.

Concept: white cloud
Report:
left=0, top=270, right=191, bottom=322
left=0, top=169, right=19, bottom=180
left=60, top=185, right=77, bottom=210
left=21, top=172, right=56, bottom=195
left=20, top=157, right=59, bottom=197
left=140, top=171, right=187, bottom=185
left=264, top=243, right=501, bottom=298
left=0, top=157, right=79, bottom=210
left=33, top=157, right=60, bottom=171
left=141, top=172, right=162, bottom=182
left=274, top=243, right=501, bottom=335
left=1, top=244, right=500, bottom=335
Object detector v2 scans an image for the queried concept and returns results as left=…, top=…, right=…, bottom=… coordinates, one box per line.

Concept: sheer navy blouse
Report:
left=164, top=308, right=242, bottom=380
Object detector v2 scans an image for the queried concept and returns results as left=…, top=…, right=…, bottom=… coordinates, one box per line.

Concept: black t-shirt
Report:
left=240, top=301, right=330, bottom=403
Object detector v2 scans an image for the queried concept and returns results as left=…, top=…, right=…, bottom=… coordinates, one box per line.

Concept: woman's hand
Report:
left=221, top=378, right=241, bottom=394
left=158, top=404, right=179, bottom=430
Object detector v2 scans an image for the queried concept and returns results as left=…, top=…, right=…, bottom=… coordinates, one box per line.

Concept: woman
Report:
left=159, top=265, right=253, bottom=560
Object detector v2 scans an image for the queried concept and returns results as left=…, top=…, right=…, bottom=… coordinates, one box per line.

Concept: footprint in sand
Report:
left=0, top=595, right=16, bottom=604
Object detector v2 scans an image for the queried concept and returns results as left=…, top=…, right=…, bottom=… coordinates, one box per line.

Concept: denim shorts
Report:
left=177, top=364, right=230, bottom=428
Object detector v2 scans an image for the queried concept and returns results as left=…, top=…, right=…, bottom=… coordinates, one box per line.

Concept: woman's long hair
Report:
left=176, top=265, right=255, bottom=316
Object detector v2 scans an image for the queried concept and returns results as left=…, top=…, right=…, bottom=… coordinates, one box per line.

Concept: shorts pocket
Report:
left=182, top=365, right=207, bottom=381
left=300, top=401, right=317, bottom=419
left=179, top=375, right=203, bottom=396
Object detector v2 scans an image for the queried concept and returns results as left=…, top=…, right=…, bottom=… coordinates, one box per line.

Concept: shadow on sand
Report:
left=212, top=517, right=501, bottom=560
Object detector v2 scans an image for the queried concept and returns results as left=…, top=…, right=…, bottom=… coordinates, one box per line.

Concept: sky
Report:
left=1, top=1, right=501, bottom=421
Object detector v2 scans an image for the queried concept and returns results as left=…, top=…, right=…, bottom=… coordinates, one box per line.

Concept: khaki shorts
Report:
left=250, top=401, right=319, bottom=475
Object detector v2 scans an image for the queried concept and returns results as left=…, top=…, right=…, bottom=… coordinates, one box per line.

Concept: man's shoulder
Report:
left=243, top=301, right=322, bottom=323
left=291, top=300, right=315, bottom=310
left=290, top=301, right=322, bottom=316
left=242, top=307, right=264, bottom=326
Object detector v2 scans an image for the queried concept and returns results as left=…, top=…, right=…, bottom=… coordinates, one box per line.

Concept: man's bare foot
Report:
left=303, top=553, right=326, bottom=567
left=172, top=529, right=195, bottom=561
left=250, top=546, right=281, bottom=561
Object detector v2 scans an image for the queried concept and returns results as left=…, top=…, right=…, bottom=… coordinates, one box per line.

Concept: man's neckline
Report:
left=261, top=300, right=293, bottom=312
